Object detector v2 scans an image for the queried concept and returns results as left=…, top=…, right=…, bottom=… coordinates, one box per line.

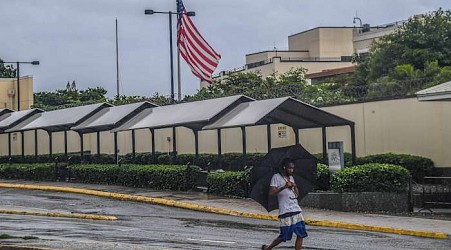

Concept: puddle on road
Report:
left=179, top=218, right=277, bottom=233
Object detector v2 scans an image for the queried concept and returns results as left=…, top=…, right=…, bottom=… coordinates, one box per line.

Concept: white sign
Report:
left=328, top=148, right=342, bottom=172
left=277, top=126, right=287, bottom=138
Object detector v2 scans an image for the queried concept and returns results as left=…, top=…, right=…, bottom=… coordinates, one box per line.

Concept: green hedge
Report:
left=0, top=163, right=200, bottom=191
left=0, top=163, right=57, bottom=181
left=331, top=163, right=410, bottom=193
left=356, top=153, right=434, bottom=181
left=70, top=164, right=200, bottom=191
left=207, top=170, right=250, bottom=197
left=315, top=163, right=331, bottom=191
left=0, top=152, right=266, bottom=171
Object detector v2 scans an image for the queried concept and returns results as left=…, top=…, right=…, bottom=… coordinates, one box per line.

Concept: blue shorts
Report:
left=278, top=212, right=308, bottom=242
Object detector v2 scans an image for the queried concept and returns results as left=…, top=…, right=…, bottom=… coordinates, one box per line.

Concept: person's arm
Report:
left=269, top=184, right=288, bottom=196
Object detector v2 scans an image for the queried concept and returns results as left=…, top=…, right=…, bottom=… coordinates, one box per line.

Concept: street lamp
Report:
left=144, top=9, right=195, bottom=103
left=4, top=60, right=40, bottom=111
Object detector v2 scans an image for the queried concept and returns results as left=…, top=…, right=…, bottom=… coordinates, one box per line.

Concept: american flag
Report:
left=177, top=0, right=221, bottom=83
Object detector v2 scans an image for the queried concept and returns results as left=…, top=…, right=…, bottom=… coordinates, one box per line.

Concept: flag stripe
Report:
left=177, top=0, right=220, bottom=83
left=180, top=43, right=212, bottom=80
left=179, top=29, right=215, bottom=73
left=181, top=14, right=220, bottom=60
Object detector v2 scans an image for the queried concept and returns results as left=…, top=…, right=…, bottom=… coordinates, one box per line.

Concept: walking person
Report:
left=262, top=158, right=308, bottom=250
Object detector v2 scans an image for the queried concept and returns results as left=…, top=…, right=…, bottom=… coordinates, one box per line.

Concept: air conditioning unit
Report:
left=7, top=89, right=15, bottom=96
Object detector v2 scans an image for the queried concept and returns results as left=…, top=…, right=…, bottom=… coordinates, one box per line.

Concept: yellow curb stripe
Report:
left=0, top=182, right=447, bottom=239
left=304, top=219, right=448, bottom=239
left=0, top=209, right=117, bottom=221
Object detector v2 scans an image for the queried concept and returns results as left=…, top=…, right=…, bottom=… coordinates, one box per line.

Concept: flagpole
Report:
left=115, top=18, right=120, bottom=97
left=176, top=0, right=182, bottom=102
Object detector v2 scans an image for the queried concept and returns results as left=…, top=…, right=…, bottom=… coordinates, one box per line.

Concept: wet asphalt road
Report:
left=0, top=188, right=450, bottom=250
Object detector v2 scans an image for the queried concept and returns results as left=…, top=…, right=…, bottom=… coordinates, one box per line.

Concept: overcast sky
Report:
left=1, top=0, right=450, bottom=98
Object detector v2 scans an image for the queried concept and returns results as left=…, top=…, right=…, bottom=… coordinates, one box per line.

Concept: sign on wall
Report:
left=277, top=126, right=287, bottom=138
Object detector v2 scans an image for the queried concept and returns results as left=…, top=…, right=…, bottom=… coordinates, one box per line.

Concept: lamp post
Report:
left=4, top=61, right=40, bottom=111
left=144, top=9, right=195, bottom=103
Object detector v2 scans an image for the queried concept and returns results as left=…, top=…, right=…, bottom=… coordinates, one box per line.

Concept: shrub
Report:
left=0, top=163, right=56, bottom=181
left=331, top=163, right=410, bottom=193
left=70, top=164, right=200, bottom=191
left=356, top=153, right=434, bottom=181
left=315, top=163, right=331, bottom=191
left=207, top=170, right=250, bottom=197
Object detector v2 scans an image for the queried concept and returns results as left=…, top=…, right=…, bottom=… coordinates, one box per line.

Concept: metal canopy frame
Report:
left=202, top=97, right=357, bottom=165
left=70, top=102, right=157, bottom=161
left=4, top=103, right=111, bottom=160
left=0, top=109, right=44, bottom=159
left=112, top=95, right=254, bottom=162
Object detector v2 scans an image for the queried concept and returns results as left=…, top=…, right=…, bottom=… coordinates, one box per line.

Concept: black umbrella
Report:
left=250, top=144, right=317, bottom=212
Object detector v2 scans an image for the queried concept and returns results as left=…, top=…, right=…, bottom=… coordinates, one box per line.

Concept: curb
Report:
left=0, top=182, right=448, bottom=239
left=0, top=209, right=117, bottom=221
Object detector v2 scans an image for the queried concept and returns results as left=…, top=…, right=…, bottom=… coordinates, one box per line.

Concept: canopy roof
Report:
left=113, top=95, right=253, bottom=131
left=416, top=80, right=451, bottom=101
left=6, top=103, right=111, bottom=133
left=0, top=108, right=13, bottom=117
left=71, top=102, right=157, bottom=134
left=0, top=109, right=44, bottom=133
left=203, top=97, right=354, bottom=130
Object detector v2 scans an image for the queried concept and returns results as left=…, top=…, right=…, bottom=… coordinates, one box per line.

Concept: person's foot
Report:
left=261, top=244, right=267, bottom=250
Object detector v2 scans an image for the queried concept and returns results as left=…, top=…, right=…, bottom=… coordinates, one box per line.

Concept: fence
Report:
left=418, top=177, right=451, bottom=212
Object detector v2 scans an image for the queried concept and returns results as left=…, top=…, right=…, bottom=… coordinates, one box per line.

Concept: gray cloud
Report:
left=1, top=0, right=449, bottom=98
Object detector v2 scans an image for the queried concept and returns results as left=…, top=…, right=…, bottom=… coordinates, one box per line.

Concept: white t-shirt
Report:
left=270, top=173, right=302, bottom=215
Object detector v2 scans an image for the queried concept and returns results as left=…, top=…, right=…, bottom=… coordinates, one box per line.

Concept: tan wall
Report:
left=1, top=98, right=449, bottom=169
left=319, top=28, right=354, bottom=57
left=288, top=28, right=353, bottom=58
left=300, top=98, right=451, bottom=168
left=288, top=29, right=320, bottom=56
left=0, top=76, right=33, bottom=111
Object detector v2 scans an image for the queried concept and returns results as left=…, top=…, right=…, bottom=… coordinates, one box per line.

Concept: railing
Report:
left=418, top=177, right=451, bottom=213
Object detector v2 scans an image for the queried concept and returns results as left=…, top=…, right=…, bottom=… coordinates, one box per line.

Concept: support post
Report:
left=266, top=124, right=272, bottom=152
left=64, top=130, right=68, bottom=159
left=193, top=130, right=199, bottom=163
left=34, top=130, right=38, bottom=161
left=322, top=127, right=327, bottom=164
left=131, top=129, right=136, bottom=162
left=97, top=131, right=101, bottom=156
left=21, top=131, right=25, bottom=159
left=350, top=124, right=356, bottom=166
left=217, top=129, right=222, bottom=169
left=150, top=128, right=155, bottom=161
left=48, top=131, right=53, bottom=159
left=293, top=127, right=299, bottom=145
left=241, top=126, right=247, bottom=168
left=8, top=133, right=11, bottom=159
left=79, top=133, right=84, bottom=162
left=172, top=127, right=177, bottom=163
left=114, top=132, right=118, bottom=165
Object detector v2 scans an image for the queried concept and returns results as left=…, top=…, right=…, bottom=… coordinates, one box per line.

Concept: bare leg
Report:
left=264, top=238, right=283, bottom=250
left=295, top=236, right=303, bottom=250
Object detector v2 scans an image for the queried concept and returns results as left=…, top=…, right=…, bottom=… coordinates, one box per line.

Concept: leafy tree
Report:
left=108, top=93, right=172, bottom=106
left=361, top=8, right=451, bottom=83
left=0, top=58, right=16, bottom=78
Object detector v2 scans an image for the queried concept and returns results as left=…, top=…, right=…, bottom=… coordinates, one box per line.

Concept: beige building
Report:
left=0, top=76, right=34, bottom=111
left=206, top=22, right=402, bottom=88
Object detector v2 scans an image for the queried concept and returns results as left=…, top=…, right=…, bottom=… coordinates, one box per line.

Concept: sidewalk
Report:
left=1, top=179, right=450, bottom=239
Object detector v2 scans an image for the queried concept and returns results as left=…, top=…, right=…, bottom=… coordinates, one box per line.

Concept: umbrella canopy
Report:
left=250, top=144, right=317, bottom=212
